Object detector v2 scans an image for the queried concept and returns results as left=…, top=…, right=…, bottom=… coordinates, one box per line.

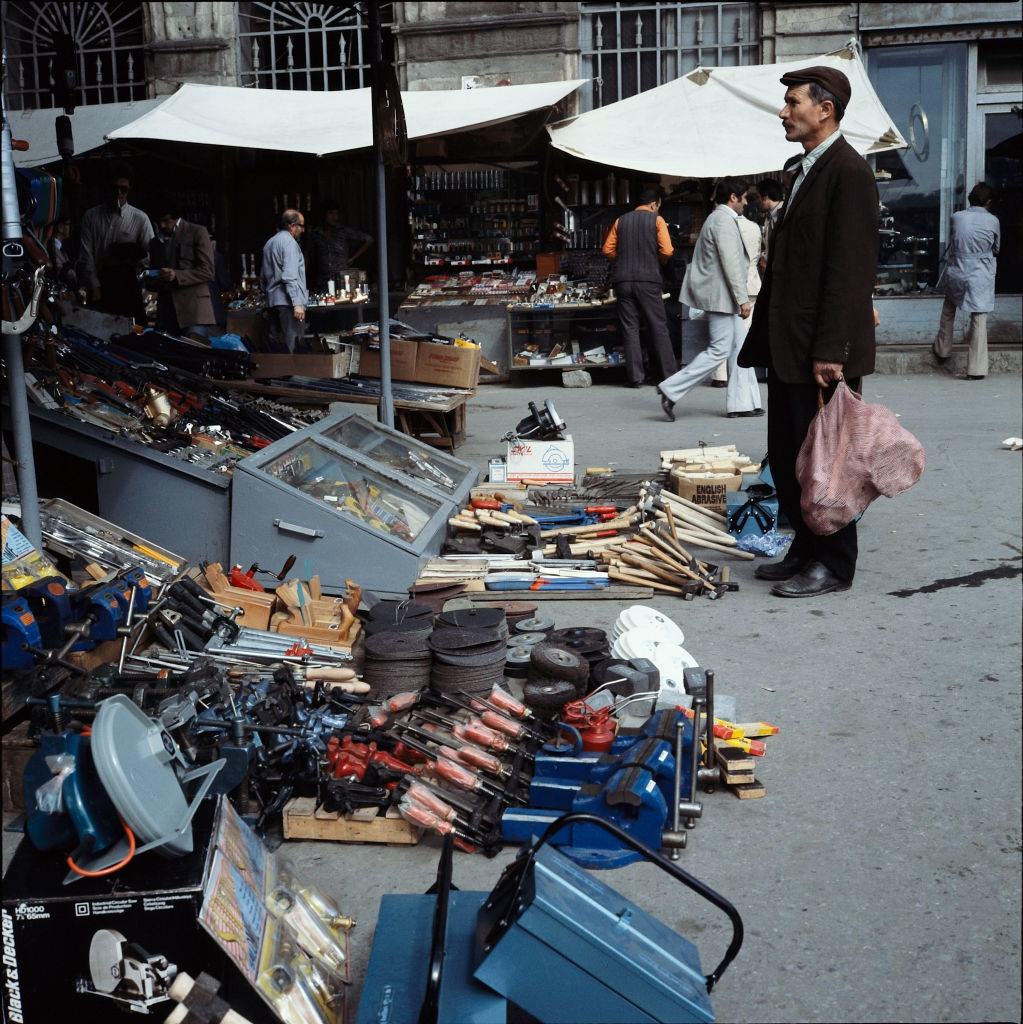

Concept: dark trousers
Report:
left=268, top=305, right=306, bottom=353
left=767, top=374, right=862, bottom=582
left=616, top=280, right=678, bottom=385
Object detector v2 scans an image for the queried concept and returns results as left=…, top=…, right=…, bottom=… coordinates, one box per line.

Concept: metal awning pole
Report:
left=374, top=145, right=394, bottom=429
left=367, top=0, right=394, bottom=429
left=2, top=334, right=41, bottom=547
left=1, top=52, right=42, bottom=548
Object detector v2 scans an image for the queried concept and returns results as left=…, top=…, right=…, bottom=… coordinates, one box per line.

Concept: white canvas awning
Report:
left=547, top=46, right=906, bottom=178
left=105, top=79, right=586, bottom=156
left=10, top=99, right=164, bottom=167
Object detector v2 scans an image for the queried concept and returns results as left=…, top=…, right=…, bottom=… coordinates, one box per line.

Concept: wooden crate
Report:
left=282, top=797, right=422, bottom=844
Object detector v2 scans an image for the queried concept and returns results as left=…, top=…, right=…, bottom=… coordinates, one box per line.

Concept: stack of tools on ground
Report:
left=195, top=561, right=362, bottom=649
left=690, top=708, right=780, bottom=800
left=579, top=485, right=750, bottom=599
left=428, top=607, right=508, bottom=694
left=272, top=574, right=361, bottom=650
left=445, top=496, right=541, bottom=557
left=377, top=686, right=549, bottom=854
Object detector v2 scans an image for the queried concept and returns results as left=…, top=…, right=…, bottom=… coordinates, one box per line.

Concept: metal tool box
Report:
left=230, top=413, right=477, bottom=596
left=19, top=405, right=232, bottom=566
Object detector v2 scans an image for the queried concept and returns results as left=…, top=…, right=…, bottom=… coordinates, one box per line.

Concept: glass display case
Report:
left=320, top=418, right=467, bottom=499
left=231, top=413, right=477, bottom=595
left=261, top=439, right=441, bottom=544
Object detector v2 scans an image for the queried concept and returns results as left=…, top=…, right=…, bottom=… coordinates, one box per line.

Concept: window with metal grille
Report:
left=237, top=1, right=392, bottom=91
left=580, top=2, right=759, bottom=111
left=1, top=1, right=147, bottom=111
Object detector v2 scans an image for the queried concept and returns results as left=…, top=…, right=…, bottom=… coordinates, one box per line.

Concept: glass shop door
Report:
left=979, top=104, right=1023, bottom=295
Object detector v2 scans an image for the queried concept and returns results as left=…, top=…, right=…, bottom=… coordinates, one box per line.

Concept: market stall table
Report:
left=221, top=379, right=472, bottom=449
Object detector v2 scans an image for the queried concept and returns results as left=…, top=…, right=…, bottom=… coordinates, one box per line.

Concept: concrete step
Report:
left=874, top=344, right=1021, bottom=375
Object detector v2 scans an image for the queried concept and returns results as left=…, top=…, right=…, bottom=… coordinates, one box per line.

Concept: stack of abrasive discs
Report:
left=363, top=631, right=433, bottom=695
left=435, top=607, right=509, bottom=638
left=363, top=601, right=434, bottom=638
left=362, top=601, right=435, bottom=696
left=429, top=609, right=508, bottom=694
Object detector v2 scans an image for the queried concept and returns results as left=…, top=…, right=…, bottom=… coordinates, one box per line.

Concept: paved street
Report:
left=5, top=369, right=1021, bottom=1023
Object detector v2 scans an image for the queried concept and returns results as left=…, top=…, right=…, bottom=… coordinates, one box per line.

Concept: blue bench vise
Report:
left=503, top=715, right=700, bottom=867
left=1, top=594, right=43, bottom=669
left=20, top=576, right=75, bottom=649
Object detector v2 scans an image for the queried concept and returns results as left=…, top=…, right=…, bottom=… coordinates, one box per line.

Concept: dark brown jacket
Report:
left=149, top=220, right=216, bottom=327
left=738, top=134, right=879, bottom=383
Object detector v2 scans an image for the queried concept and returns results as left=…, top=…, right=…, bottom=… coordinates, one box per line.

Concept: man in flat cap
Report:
left=738, top=65, right=879, bottom=598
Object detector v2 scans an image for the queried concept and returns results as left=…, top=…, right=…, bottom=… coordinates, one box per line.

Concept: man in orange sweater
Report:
left=602, top=188, right=677, bottom=388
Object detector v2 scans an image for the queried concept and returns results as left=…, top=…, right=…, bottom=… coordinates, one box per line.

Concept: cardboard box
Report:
left=415, top=342, right=481, bottom=389
left=1, top=798, right=349, bottom=1023
left=0, top=802, right=272, bottom=1024
left=506, top=435, right=574, bottom=484
left=357, top=339, right=419, bottom=381
left=225, top=309, right=266, bottom=347
left=251, top=346, right=360, bottom=380
left=670, top=469, right=743, bottom=513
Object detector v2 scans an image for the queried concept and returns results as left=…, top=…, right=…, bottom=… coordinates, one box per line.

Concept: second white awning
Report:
left=547, top=46, right=906, bottom=178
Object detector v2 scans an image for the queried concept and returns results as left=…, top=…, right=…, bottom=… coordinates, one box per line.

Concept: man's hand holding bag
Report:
left=795, top=382, right=926, bottom=536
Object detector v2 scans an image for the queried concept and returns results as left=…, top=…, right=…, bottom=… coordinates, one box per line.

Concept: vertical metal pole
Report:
left=3, top=334, right=42, bottom=548
left=375, top=150, right=394, bottom=428
left=2, top=53, right=42, bottom=549
left=367, top=0, right=394, bottom=429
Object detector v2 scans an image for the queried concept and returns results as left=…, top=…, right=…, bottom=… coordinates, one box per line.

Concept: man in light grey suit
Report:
left=657, top=179, right=759, bottom=420
left=932, top=181, right=1000, bottom=380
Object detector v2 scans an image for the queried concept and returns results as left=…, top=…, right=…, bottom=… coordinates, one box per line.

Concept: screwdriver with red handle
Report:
left=397, top=799, right=477, bottom=853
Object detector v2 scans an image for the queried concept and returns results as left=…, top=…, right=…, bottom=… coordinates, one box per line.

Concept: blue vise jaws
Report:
left=502, top=712, right=701, bottom=868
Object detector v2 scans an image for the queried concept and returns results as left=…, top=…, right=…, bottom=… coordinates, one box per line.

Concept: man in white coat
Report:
left=657, top=179, right=760, bottom=420
left=933, top=182, right=1000, bottom=380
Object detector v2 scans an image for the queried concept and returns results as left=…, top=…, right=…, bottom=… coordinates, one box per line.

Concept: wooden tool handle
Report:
left=449, top=517, right=482, bottom=532
left=303, top=666, right=358, bottom=682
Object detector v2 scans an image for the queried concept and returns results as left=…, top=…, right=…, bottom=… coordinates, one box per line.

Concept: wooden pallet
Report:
left=282, top=797, right=423, bottom=844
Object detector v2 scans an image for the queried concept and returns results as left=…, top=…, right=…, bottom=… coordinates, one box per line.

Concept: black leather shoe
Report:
left=966, top=374, right=985, bottom=380
left=625, top=381, right=644, bottom=389
left=657, top=387, right=676, bottom=422
left=726, top=408, right=765, bottom=418
left=754, top=552, right=807, bottom=581
left=770, top=560, right=851, bottom=598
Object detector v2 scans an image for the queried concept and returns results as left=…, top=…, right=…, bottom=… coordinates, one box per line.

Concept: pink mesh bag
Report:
left=796, top=382, right=926, bottom=536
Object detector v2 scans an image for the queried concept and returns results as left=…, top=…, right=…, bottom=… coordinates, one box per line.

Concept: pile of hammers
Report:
left=538, top=484, right=751, bottom=599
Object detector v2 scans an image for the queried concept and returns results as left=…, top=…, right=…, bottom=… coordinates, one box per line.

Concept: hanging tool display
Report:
left=18, top=322, right=321, bottom=477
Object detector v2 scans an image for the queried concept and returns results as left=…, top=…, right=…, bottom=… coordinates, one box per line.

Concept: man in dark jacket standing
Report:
left=738, top=66, right=879, bottom=598
left=602, top=188, right=677, bottom=388
left=147, top=199, right=216, bottom=336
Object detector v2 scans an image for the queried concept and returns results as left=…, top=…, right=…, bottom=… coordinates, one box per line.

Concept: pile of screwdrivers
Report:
left=365, top=686, right=554, bottom=853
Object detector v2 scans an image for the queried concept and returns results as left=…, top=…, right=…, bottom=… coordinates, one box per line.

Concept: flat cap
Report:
left=779, top=65, right=851, bottom=110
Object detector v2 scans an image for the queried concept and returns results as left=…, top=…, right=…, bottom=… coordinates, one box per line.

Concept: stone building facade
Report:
left=3, top=2, right=1020, bottom=322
